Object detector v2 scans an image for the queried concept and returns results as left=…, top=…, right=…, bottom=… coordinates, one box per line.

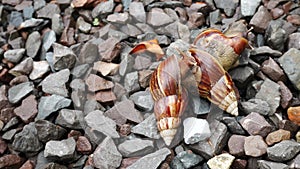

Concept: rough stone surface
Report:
left=240, top=99, right=270, bottom=115
left=278, top=81, right=292, bottom=109
left=44, top=137, right=76, bottom=160
left=228, top=135, right=246, bottom=156
left=267, top=140, right=300, bottom=162
left=183, top=117, right=211, bottom=144
left=9, top=57, right=33, bottom=76
left=222, top=117, right=245, bottom=135
left=35, top=119, right=67, bottom=143
left=129, top=2, right=146, bottom=23
left=131, top=113, right=160, bottom=139
left=239, top=112, right=272, bottom=137
left=4, top=48, right=25, bottom=63
left=8, top=82, right=34, bottom=104
left=266, top=129, right=291, bottom=146
left=55, top=109, right=84, bottom=129
left=92, top=136, right=122, bottom=169
left=171, top=150, right=203, bottom=169
left=29, top=61, right=50, bottom=80
left=0, top=154, right=23, bottom=169
left=85, top=74, right=114, bottom=92
left=244, top=135, right=268, bottom=157
left=124, top=71, right=140, bottom=93
left=52, top=43, right=76, bottom=70
left=127, top=148, right=171, bottom=169
left=14, top=95, right=37, bottom=123
left=41, top=69, right=70, bottom=97
left=26, top=31, right=41, bottom=58
left=250, top=6, right=272, bottom=33
left=241, top=0, right=261, bottom=16
left=288, top=33, right=300, bottom=50
left=261, top=57, right=285, bottom=82
left=118, top=139, right=155, bottom=157
left=147, top=8, right=173, bottom=27
left=129, top=90, right=154, bottom=111
left=258, top=160, right=288, bottom=169
left=207, top=153, right=235, bottom=169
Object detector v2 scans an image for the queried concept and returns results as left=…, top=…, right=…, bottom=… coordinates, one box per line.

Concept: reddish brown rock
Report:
left=288, top=106, right=300, bottom=126
left=278, top=81, right=292, bottom=109
left=0, top=154, right=23, bottom=168
left=68, top=130, right=82, bottom=139
left=244, top=135, right=268, bottom=157
left=287, top=14, right=300, bottom=25
left=76, top=136, right=92, bottom=154
left=0, top=107, right=15, bottom=123
left=265, top=129, right=290, bottom=145
left=98, top=37, right=121, bottom=62
left=93, top=61, right=119, bottom=76
left=239, top=112, right=272, bottom=137
left=261, top=57, right=285, bottom=82
left=231, top=159, right=247, bottom=169
left=95, top=90, right=117, bottom=103
left=250, top=6, right=272, bottom=33
left=270, top=8, right=284, bottom=19
left=0, top=138, right=7, bottom=154
left=14, top=95, right=37, bottom=123
left=19, top=160, right=35, bottom=169
left=85, top=74, right=114, bottom=92
left=0, top=85, right=11, bottom=110
left=120, top=124, right=131, bottom=136
left=228, top=135, right=246, bottom=156
left=138, top=70, right=153, bottom=88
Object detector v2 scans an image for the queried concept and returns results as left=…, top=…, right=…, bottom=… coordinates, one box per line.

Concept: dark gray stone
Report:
left=131, top=113, right=160, bottom=139
left=35, top=120, right=67, bottom=143
left=55, top=109, right=84, bottom=129
left=278, top=48, right=300, bottom=91
left=2, top=117, right=19, bottom=132
left=127, top=148, right=171, bottom=169
left=26, top=31, right=41, bottom=58
left=265, top=20, right=287, bottom=51
left=71, top=64, right=90, bottom=78
left=129, top=2, right=146, bottom=23
left=229, top=66, right=254, bottom=88
left=258, top=160, right=288, bottom=169
left=119, top=54, right=134, bottom=77
left=129, top=90, right=154, bottom=111
left=44, top=137, right=76, bottom=161
left=4, top=48, right=25, bottom=63
left=222, top=117, right=246, bottom=135
left=250, top=46, right=282, bottom=58
left=146, top=1, right=183, bottom=10
left=93, top=136, right=122, bottom=169
left=12, top=122, right=43, bottom=154
left=239, top=112, right=272, bottom=137
left=267, top=140, right=300, bottom=162
left=118, top=139, right=154, bottom=157
left=8, top=82, right=34, bottom=104
left=52, top=43, right=76, bottom=70
left=240, top=99, right=271, bottom=115
left=36, top=95, right=72, bottom=120
left=41, top=69, right=70, bottom=97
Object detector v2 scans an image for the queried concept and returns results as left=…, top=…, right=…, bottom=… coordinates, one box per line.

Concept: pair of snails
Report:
left=131, top=22, right=249, bottom=146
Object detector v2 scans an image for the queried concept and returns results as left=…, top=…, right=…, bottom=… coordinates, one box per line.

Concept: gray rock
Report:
left=288, top=153, right=300, bottom=168
left=29, top=61, right=50, bottom=80
left=127, top=148, right=171, bottom=169
left=107, top=12, right=129, bottom=24
left=133, top=55, right=151, bottom=70
left=35, top=120, right=67, bottom=143
left=124, top=71, right=140, bottom=93
left=119, top=54, right=134, bottom=77
left=288, top=33, right=300, bottom=50
left=8, top=82, right=33, bottom=104
left=26, top=31, right=41, bottom=58
left=129, top=2, right=146, bottom=23
left=78, top=41, right=99, bottom=64
left=228, top=135, right=246, bottom=156
left=51, top=14, right=64, bottom=35
left=278, top=48, right=300, bottom=91
left=250, top=46, right=282, bottom=57
left=249, top=6, right=272, bottom=33
left=214, top=0, right=239, bottom=17
left=118, top=139, right=155, bottom=157
left=92, top=0, right=114, bottom=18
left=166, top=39, right=190, bottom=57
left=9, top=57, right=33, bottom=76
left=36, top=95, right=72, bottom=120
left=239, top=112, right=272, bottom=137
left=93, top=136, right=122, bottom=169
left=209, top=9, right=222, bottom=25
left=240, top=98, right=271, bottom=115
left=146, top=1, right=183, bottom=10
left=241, top=0, right=261, bottom=16
left=265, top=20, right=286, bottom=52
left=37, top=3, right=60, bottom=19
left=229, top=66, right=254, bottom=88
left=258, top=160, right=289, bottom=169
left=222, top=117, right=245, bottom=135
left=108, top=29, right=129, bottom=41
left=129, top=90, right=154, bottom=111
left=41, top=69, right=70, bottom=97
left=42, top=30, right=56, bottom=52
left=192, top=96, right=210, bottom=115
left=84, top=110, right=119, bottom=138
left=12, top=122, right=43, bottom=154
left=244, top=135, right=268, bottom=157
left=52, top=43, right=76, bottom=70
left=131, top=113, right=160, bottom=139
left=177, top=22, right=190, bottom=43
left=261, top=57, right=285, bottom=82
left=2, top=129, right=18, bottom=141
left=70, top=79, right=85, bottom=91
left=172, top=151, right=203, bottom=169
left=4, top=48, right=25, bottom=63
left=207, top=153, right=235, bottom=169
left=71, top=64, right=90, bottom=78
left=267, top=140, right=300, bottom=162
left=85, top=74, right=114, bottom=92
left=44, top=137, right=76, bottom=160
left=183, top=117, right=211, bottom=144
left=147, top=8, right=173, bottom=27
left=55, top=109, right=84, bottom=129
left=9, top=11, right=23, bottom=27
left=189, top=120, right=230, bottom=159
left=255, top=79, right=281, bottom=115
left=170, top=157, right=185, bottom=169
left=77, top=17, right=91, bottom=33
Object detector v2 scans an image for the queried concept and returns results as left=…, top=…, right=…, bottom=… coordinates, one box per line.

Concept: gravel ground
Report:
left=0, top=0, right=300, bottom=169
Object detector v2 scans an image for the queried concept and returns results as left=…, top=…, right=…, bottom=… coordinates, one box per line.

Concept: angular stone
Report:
left=138, top=70, right=153, bottom=88
left=229, top=66, right=254, bottom=88
left=44, top=137, right=76, bottom=160
left=127, top=148, right=171, bottom=169
left=278, top=81, right=292, bottom=109
left=35, top=119, right=67, bottom=143
left=93, top=61, right=119, bottom=76
left=98, top=37, right=121, bottom=62
left=94, top=90, right=117, bottom=103
left=250, top=46, right=282, bottom=57
left=18, top=18, right=45, bottom=29
left=0, top=154, right=23, bottom=169
left=240, top=99, right=270, bottom=115
left=92, top=0, right=114, bottom=18
left=241, top=0, right=261, bottom=16
left=41, top=69, right=70, bottom=97
left=265, top=20, right=286, bottom=51
left=29, top=61, right=50, bottom=80
left=42, top=30, right=56, bottom=52
left=52, top=43, right=76, bottom=70
left=244, top=135, right=268, bottom=157
left=124, top=71, right=140, bottom=93
left=9, top=57, right=33, bottom=76
left=287, top=106, right=300, bottom=126
left=147, top=8, right=173, bottom=27
left=171, top=150, right=203, bottom=169
left=55, top=109, right=84, bottom=129
left=267, top=140, right=300, bottom=162
left=166, top=39, right=190, bottom=57
left=131, top=113, right=160, bottom=139
left=19, top=160, right=35, bottom=169
left=189, top=120, right=230, bottom=159
left=36, top=95, right=72, bottom=120
left=228, top=135, right=246, bottom=156
left=26, top=31, right=41, bottom=58
left=250, top=6, right=272, bottom=33
left=278, top=48, right=300, bottom=90
left=288, top=153, right=300, bottom=168
left=258, top=160, right=288, bottom=169
left=288, top=33, right=300, bottom=50
left=14, top=95, right=37, bottom=123
left=85, top=110, right=119, bottom=138
left=4, top=48, right=25, bottom=63
left=71, top=64, right=90, bottom=78
left=207, top=153, right=235, bottom=169
left=183, top=117, right=211, bottom=144
left=37, top=3, right=60, bottom=19
left=118, top=139, right=155, bottom=157
left=105, top=99, right=143, bottom=125
left=222, top=117, right=245, bottom=135
left=271, top=8, right=284, bottom=19
left=129, top=90, right=154, bottom=111
left=76, top=16, right=91, bottom=33
left=9, top=11, right=23, bottom=27
left=12, top=122, right=43, bottom=153
left=85, top=74, right=114, bottom=92
left=107, top=12, right=129, bottom=24
left=2, top=129, right=18, bottom=141
left=133, top=55, right=152, bottom=70
left=93, top=136, right=122, bottom=169
left=255, top=79, right=281, bottom=115
left=76, top=136, right=92, bottom=154
left=78, top=41, right=99, bottom=64
left=239, top=112, right=272, bottom=137
left=266, top=129, right=290, bottom=146
left=8, top=82, right=33, bottom=104
left=9, top=75, right=29, bottom=86
left=261, top=57, right=285, bottom=82
left=51, top=14, right=64, bottom=35
left=129, top=2, right=146, bottom=23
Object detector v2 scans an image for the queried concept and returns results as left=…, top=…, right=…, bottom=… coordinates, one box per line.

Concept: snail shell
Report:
left=189, top=48, right=239, bottom=116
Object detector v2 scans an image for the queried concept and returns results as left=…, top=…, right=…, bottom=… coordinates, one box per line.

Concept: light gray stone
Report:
left=118, top=139, right=154, bottom=157
left=131, top=113, right=160, bottom=139
left=8, top=82, right=33, bottom=104
left=44, top=137, right=76, bottom=160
